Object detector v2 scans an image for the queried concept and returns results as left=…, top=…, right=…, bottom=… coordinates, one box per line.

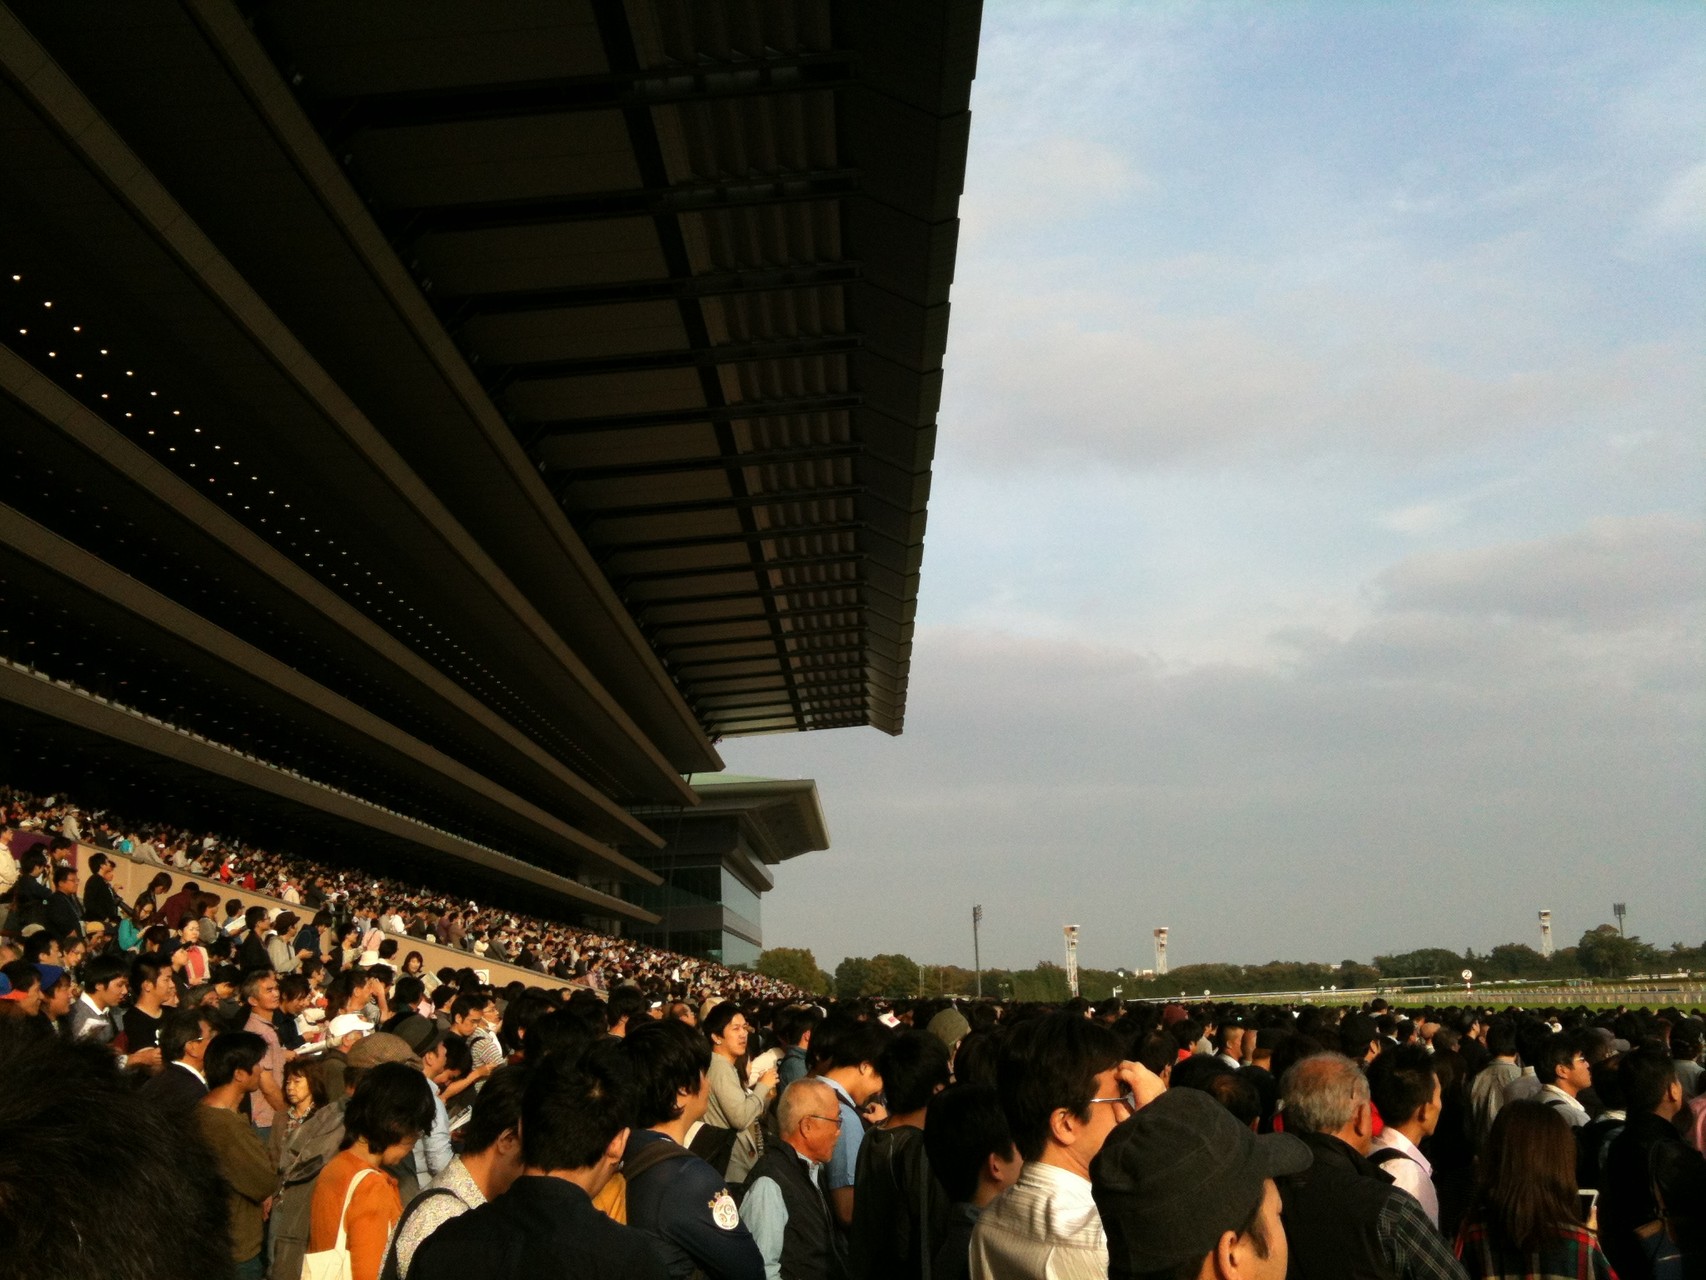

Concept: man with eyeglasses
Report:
left=970, top=1013, right=1166, bottom=1280
left=741, top=1079, right=850, bottom=1280
left=142, top=1006, right=216, bottom=1114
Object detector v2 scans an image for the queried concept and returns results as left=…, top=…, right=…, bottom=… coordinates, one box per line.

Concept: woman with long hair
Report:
left=133, top=872, right=171, bottom=921
left=1456, top=1099, right=1615, bottom=1280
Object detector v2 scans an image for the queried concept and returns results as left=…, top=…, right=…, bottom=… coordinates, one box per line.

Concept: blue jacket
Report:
left=624, top=1130, right=764, bottom=1280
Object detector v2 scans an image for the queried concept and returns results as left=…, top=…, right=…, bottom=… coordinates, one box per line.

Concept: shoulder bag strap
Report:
left=334, top=1167, right=378, bottom=1252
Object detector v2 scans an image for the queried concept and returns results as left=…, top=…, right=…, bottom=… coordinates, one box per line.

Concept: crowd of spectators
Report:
left=0, top=786, right=804, bottom=1003
left=5, top=791, right=1706, bottom=1280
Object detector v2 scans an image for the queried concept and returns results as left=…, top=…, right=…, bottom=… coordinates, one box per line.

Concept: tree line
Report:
left=753, top=925, right=1702, bottom=1000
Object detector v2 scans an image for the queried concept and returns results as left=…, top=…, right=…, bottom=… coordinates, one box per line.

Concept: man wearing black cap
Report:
left=1092, top=1087, right=1310, bottom=1280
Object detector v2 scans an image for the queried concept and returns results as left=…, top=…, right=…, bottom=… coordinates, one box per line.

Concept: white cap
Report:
left=327, top=1014, right=371, bottom=1041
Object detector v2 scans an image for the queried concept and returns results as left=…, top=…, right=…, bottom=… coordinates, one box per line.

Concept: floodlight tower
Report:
left=1538, top=910, right=1554, bottom=958
left=1613, top=903, right=1627, bottom=937
left=1063, top=924, right=1081, bottom=998
left=1154, top=927, right=1169, bottom=976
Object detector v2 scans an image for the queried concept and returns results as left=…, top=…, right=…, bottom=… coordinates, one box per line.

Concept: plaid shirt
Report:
left=1455, top=1215, right=1617, bottom=1280
left=1381, top=1185, right=1471, bottom=1280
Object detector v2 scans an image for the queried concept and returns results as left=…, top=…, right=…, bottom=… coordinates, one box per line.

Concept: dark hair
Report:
left=1486, top=1020, right=1518, bottom=1059
left=527, top=1010, right=598, bottom=1066
left=817, top=1018, right=892, bottom=1073
left=1367, top=1045, right=1440, bottom=1127
left=1476, top=1100, right=1582, bottom=1254
left=997, top=1012, right=1122, bottom=1162
left=464, top=1064, right=529, bottom=1155
left=1339, top=1012, right=1378, bottom=1058
left=1534, top=1030, right=1590, bottom=1087
left=204, top=1031, right=269, bottom=1089
left=701, top=1001, right=743, bottom=1043
left=607, top=985, right=648, bottom=1028
left=341, top=1062, right=436, bottom=1153
left=621, top=1019, right=712, bottom=1128
left=876, top=1030, right=953, bottom=1115
left=278, top=974, right=311, bottom=1004
left=0, top=1021, right=229, bottom=1278
left=952, top=1028, right=1000, bottom=1090
left=52, top=865, right=76, bottom=888
left=924, top=1082, right=1016, bottom=1202
left=1619, top=1042, right=1678, bottom=1114
left=82, top=955, right=128, bottom=993
left=392, top=977, right=425, bottom=1010
left=87, top=853, right=110, bottom=875
left=449, top=992, right=492, bottom=1021
left=500, top=990, right=557, bottom=1054
left=283, top=1057, right=329, bottom=1109
left=158, top=1007, right=213, bottom=1065
left=130, top=953, right=172, bottom=994
left=403, top=950, right=425, bottom=974
left=521, top=1041, right=632, bottom=1171
left=0, top=960, right=40, bottom=996
left=777, top=1005, right=823, bottom=1048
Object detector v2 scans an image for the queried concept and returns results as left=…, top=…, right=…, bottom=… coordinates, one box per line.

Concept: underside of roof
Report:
left=0, top=0, right=977, bottom=918
left=241, top=0, right=979, bottom=738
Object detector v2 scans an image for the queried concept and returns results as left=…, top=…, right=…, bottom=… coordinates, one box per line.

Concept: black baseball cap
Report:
left=1092, top=1087, right=1310, bottom=1275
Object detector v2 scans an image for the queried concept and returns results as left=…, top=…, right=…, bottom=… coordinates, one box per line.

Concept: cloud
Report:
left=725, top=517, right=1704, bottom=970
left=1377, top=515, right=1706, bottom=628
left=960, top=136, right=1148, bottom=235
left=1639, top=160, right=1706, bottom=243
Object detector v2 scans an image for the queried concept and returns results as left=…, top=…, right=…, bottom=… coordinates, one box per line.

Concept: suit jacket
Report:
left=141, top=1061, right=209, bottom=1116
left=45, top=890, right=84, bottom=939
left=83, top=875, right=123, bottom=924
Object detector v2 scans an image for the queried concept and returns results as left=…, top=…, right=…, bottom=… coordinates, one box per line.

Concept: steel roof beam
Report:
left=449, top=263, right=861, bottom=319
left=527, top=394, right=861, bottom=440
left=511, top=337, right=861, bottom=388
left=592, top=521, right=866, bottom=554
left=615, top=552, right=865, bottom=586
left=387, top=170, right=860, bottom=236
left=552, top=443, right=860, bottom=482
left=310, top=52, right=857, bottom=137
left=578, top=485, right=862, bottom=523
left=670, top=645, right=873, bottom=672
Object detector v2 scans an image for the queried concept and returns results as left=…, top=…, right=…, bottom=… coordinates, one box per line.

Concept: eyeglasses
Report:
left=803, top=1113, right=844, bottom=1128
left=1089, top=1091, right=1137, bottom=1113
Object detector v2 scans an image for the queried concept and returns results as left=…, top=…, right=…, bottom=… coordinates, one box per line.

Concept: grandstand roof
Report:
left=0, top=0, right=977, bottom=918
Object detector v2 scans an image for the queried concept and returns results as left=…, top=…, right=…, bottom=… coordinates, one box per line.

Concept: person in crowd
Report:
left=620, top=1018, right=765, bottom=1280
left=387, top=1064, right=529, bottom=1278
left=850, top=1029, right=953, bottom=1279
left=741, top=1078, right=850, bottom=1280
left=123, top=952, right=179, bottom=1056
left=778, top=1005, right=822, bottom=1090
left=0, top=1019, right=230, bottom=1280
left=1092, top=1086, right=1309, bottom=1280
left=1533, top=1030, right=1595, bottom=1128
left=241, top=969, right=291, bottom=1138
left=1468, top=1021, right=1520, bottom=1148
left=172, top=916, right=212, bottom=986
left=268, top=911, right=302, bottom=974
left=1599, top=1043, right=1705, bottom=1280
left=197, top=1031, right=277, bottom=1280
left=607, top=983, right=648, bottom=1038
left=70, top=954, right=140, bottom=1058
left=1500, top=1022, right=1551, bottom=1110
left=0, top=960, right=42, bottom=1020
left=44, top=863, right=84, bottom=941
left=1671, top=1022, right=1703, bottom=1100
left=409, top=1045, right=669, bottom=1280
left=10, top=849, right=53, bottom=932
left=142, top=1005, right=215, bottom=1113
left=81, top=852, right=124, bottom=929
left=970, top=1012, right=1163, bottom=1280
left=1275, top=1054, right=1467, bottom=1280
left=815, top=1018, right=894, bottom=1233
left=1366, top=1045, right=1445, bottom=1229
left=923, top=1083, right=1024, bottom=1280
left=702, top=1000, right=780, bottom=1184
left=1454, top=1101, right=1615, bottom=1280
left=159, top=878, right=201, bottom=930
left=271, top=1057, right=329, bottom=1167
left=308, top=1061, right=437, bottom=1280
left=36, top=965, right=76, bottom=1030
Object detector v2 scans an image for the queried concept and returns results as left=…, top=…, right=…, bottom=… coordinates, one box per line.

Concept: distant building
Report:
left=627, top=775, right=829, bottom=967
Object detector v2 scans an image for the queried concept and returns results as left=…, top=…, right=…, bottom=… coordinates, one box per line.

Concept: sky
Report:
left=721, top=2, right=1706, bottom=977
